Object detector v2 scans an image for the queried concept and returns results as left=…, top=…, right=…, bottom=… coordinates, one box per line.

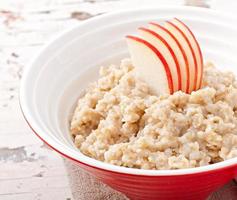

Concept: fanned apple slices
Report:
left=126, top=18, right=203, bottom=95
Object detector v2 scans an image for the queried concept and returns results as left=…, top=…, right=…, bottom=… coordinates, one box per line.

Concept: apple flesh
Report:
left=171, top=18, right=203, bottom=89
left=164, top=21, right=197, bottom=93
left=125, top=18, right=203, bottom=95
left=138, top=27, right=181, bottom=92
left=148, top=23, right=189, bottom=93
left=126, top=35, right=173, bottom=95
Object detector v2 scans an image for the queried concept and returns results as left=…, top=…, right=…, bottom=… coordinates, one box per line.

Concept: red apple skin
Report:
left=149, top=22, right=190, bottom=93
left=138, top=27, right=182, bottom=91
left=126, top=35, right=174, bottom=94
left=166, top=21, right=198, bottom=91
left=174, top=18, right=203, bottom=89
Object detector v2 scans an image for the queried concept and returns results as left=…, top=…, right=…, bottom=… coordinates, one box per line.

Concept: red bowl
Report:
left=20, top=7, right=237, bottom=200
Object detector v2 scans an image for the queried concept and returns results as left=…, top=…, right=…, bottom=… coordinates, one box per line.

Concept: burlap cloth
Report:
left=64, top=159, right=237, bottom=200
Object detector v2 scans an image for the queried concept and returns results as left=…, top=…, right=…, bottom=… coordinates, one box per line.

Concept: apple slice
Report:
left=171, top=18, right=203, bottom=89
left=126, top=35, right=173, bottom=95
left=138, top=27, right=181, bottom=92
left=164, top=21, right=197, bottom=93
left=148, top=22, right=189, bottom=93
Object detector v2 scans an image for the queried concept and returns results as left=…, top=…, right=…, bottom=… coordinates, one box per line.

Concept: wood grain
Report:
left=0, top=0, right=237, bottom=199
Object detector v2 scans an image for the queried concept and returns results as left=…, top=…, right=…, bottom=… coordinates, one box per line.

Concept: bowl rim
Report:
left=20, top=6, right=237, bottom=176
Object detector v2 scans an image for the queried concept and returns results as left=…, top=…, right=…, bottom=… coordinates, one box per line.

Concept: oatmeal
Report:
left=70, top=59, right=237, bottom=170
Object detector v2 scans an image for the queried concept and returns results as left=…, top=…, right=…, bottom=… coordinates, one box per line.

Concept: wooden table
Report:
left=0, top=0, right=237, bottom=199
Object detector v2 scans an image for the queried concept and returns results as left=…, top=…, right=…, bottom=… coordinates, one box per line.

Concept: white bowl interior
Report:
left=21, top=7, right=237, bottom=175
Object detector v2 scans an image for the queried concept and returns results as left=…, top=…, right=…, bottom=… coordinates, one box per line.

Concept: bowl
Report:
left=20, top=6, right=237, bottom=200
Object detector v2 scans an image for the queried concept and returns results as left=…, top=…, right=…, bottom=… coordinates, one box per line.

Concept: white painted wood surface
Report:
left=0, top=0, right=237, bottom=199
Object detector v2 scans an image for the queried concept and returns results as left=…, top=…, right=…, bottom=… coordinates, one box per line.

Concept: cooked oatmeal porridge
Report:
left=70, top=59, right=237, bottom=170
